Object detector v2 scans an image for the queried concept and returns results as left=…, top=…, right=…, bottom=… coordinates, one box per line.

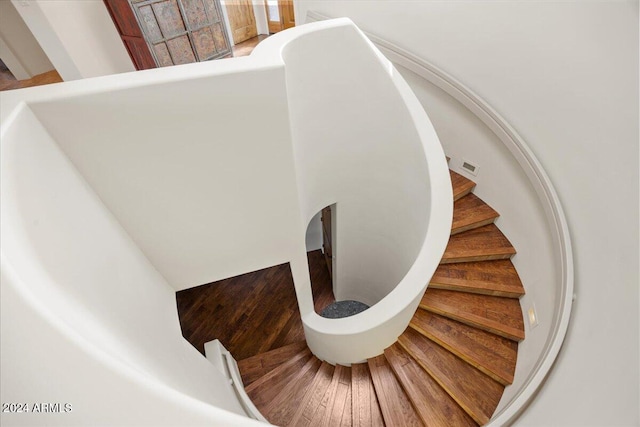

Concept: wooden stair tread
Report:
left=245, top=347, right=311, bottom=407
left=385, top=343, right=477, bottom=427
left=420, top=289, right=525, bottom=341
left=410, top=310, right=517, bottom=385
left=238, top=341, right=307, bottom=386
left=325, top=365, right=352, bottom=426
left=262, top=356, right=322, bottom=426
left=430, top=260, right=525, bottom=298
left=398, top=328, right=503, bottom=425
left=442, top=223, right=516, bottom=264
left=351, top=363, right=384, bottom=427
left=452, top=193, right=499, bottom=235
left=287, top=362, right=335, bottom=426
left=368, top=355, right=423, bottom=427
left=450, top=170, right=476, bottom=201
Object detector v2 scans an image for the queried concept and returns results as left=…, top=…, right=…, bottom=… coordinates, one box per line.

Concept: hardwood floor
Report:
left=0, top=69, right=62, bottom=92
left=232, top=34, right=270, bottom=57
left=176, top=249, right=334, bottom=360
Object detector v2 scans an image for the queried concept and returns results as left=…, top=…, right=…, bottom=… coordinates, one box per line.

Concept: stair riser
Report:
left=428, top=282, right=524, bottom=298
left=451, top=217, right=497, bottom=236
left=440, top=253, right=514, bottom=264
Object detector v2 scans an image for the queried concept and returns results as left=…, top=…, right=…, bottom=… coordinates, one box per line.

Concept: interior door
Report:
left=224, top=0, right=258, bottom=44
left=321, top=206, right=333, bottom=282
left=264, top=0, right=295, bottom=33
left=281, top=0, right=295, bottom=30
left=103, top=0, right=157, bottom=70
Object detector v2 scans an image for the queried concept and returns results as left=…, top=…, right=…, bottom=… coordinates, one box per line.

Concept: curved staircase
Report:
left=236, top=169, right=525, bottom=426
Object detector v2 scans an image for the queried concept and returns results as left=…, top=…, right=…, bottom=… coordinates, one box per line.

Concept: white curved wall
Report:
left=0, top=105, right=260, bottom=426
left=23, top=59, right=309, bottom=294
left=295, top=2, right=639, bottom=425
left=249, top=19, right=452, bottom=364
left=282, top=24, right=432, bottom=306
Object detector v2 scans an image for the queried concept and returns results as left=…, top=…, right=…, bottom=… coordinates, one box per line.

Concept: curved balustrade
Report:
left=253, top=19, right=453, bottom=364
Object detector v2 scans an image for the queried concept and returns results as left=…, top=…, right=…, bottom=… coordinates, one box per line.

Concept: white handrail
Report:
left=307, top=10, right=574, bottom=424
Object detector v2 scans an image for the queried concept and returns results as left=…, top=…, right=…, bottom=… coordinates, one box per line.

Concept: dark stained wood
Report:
left=452, top=193, right=499, bottom=235
left=245, top=347, right=311, bottom=407
left=442, top=223, right=516, bottom=264
left=420, top=289, right=525, bottom=341
left=176, top=250, right=334, bottom=360
left=351, top=363, right=385, bottom=427
left=300, top=364, right=352, bottom=426
left=326, top=365, right=352, bottom=427
left=368, top=355, right=422, bottom=427
left=287, top=362, right=335, bottom=426
left=398, top=328, right=503, bottom=426
left=322, top=206, right=333, bottom=280
left=103, top=0, right=157, bottom=70
left=430, top=260, right=525, bottom=298
left=238, top=340, right=307, bottom=386
left=384, top=343, right=477, bottom=427
left=177, top=163, right=528, bottom=426
left=263, top=356, right=322, bottom=426
left=450, top=170, right=476, bottom=201
left=309, top=249, right=337, bottom=314
left=410, top=310, right=518, bottom=385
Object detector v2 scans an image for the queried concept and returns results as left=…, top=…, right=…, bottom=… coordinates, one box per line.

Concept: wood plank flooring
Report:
left=368, top=355, right=423, bottom=426
left=351, top=363, right=385, bottom=427
left=0, top=69, right=62, bottom=91
left=176, top=249, right=334, bottom=359
left=232, top=34, right=270, bottom=57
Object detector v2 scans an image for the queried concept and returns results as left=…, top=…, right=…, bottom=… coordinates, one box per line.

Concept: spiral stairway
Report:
left=235, top=169, right=525, bottom=426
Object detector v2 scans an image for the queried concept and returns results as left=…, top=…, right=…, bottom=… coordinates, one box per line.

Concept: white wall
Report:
left=1, top=105, right=259, bottom=425
left=283, top=24, right=432, bottom=306
left=11, top=0, right=134, bottom=80
left=295, top=1, right=639, bottom=425
left=305, top=211, right=322, bottom=251
left=0, top=0, right=54, bottom=80
left=27, top=58, right=309, bottom=294
left=253, top=0, right=269, bottom=35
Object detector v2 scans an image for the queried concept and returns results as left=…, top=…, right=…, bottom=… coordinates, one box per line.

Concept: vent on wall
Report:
left=461, top=160, right=479, bottom=176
